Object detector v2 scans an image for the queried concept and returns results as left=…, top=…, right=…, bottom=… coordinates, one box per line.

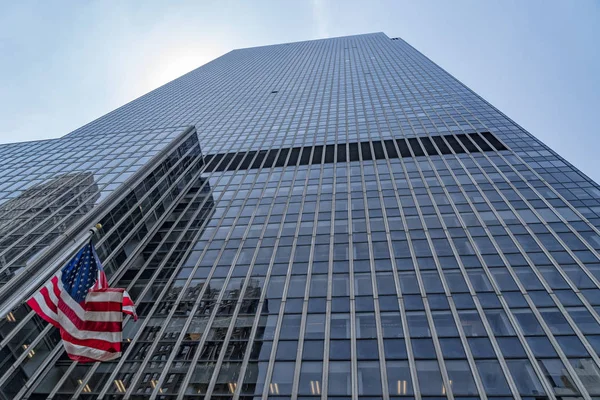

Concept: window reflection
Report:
left=570, top=359, right=600, bottom=395
left=445, top=360, right=478, bottom=395
left=476, top=360, right=512, bottom=395
left=298, top=361, right=322, bottom=395
left=386, top=360, right=413, bottom=395
left=538, top=358, right=579, bottom=396
left=506, top=360, right=546, bottom=395
left=357, top=361, right=382, bottom=395
left=328, top=361, right=352, bottom=396
left=415, top=360, right=445, bottom=395
left=270, top=361, right=294, bottom=395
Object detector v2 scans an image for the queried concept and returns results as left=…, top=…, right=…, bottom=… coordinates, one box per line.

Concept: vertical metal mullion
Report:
left=355, top=36, right=393, bottom=398
left=201, top=148, right=291, bottom=399
left=228, top=43, right=324, bottom=400
left=427, top=184, right=522, bottom=400
left=357, top=144, right=389, bottom=400
left=319, top=156, right=341, bottom=400
left=290, top=42, right=335, bottom=400
left=422, top=146, right=553, bottom=399
left=368, top=42, right=432, bottom=399
left=259, top=159, right=314, bottom=399
left=290, top=161, right=326, bottom=400
left=380, top=138, right=422, bottom=399
left=402, top=159, right=455, bottom=400
left=257, top=37, right=331, bottom=400
left=375, top=147, right=420, bottom=399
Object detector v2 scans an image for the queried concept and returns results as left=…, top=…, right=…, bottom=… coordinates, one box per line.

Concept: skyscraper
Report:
left=1, top=31, right=600, bottom=399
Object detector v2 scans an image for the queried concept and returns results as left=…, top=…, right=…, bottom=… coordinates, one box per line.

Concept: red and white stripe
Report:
left=26, top=271, right=137, bottom=362
left=26, top=275, right=61, bottom=328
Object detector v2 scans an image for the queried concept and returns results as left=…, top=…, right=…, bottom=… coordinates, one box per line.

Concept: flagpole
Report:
left=0, top=223, right=103, bottom=319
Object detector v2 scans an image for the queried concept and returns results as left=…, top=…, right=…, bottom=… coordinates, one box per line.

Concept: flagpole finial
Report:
left=89, top=223, right=103, bottom=240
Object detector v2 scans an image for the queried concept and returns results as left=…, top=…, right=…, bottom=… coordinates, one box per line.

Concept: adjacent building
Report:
left=1, top=32, right=600, bottom=400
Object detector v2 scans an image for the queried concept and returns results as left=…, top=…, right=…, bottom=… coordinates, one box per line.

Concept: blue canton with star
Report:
left=60, top=243, right=99, bottom=303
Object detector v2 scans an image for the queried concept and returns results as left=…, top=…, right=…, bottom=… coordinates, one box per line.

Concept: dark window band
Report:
left=202, top=131, right=507, bottom=172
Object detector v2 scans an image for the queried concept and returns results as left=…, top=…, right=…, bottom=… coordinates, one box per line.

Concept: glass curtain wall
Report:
left=0, top=33, right=600, bottom=400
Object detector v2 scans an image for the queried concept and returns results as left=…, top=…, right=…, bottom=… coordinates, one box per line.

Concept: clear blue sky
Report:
left=1, top=1, right=599, bottom=180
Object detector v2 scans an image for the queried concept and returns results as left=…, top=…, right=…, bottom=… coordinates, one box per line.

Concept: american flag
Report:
left=26, top=241, right=137, bottom=362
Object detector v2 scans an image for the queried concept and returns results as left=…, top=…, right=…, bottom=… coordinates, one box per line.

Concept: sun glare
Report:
left=143, top=43, right=223, bottom=92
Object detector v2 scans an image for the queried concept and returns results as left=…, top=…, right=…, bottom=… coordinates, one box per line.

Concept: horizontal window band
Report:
left=203, top=131, right=507, bottom=172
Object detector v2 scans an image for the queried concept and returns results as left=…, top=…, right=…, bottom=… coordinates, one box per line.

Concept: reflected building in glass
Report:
left=2, top=32, right=600, bottom=399
left=0, top=171, right=100, bottom=280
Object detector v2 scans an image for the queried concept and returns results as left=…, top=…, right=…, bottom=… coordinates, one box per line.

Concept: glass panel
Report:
left=570, top=358, right=600, bottom=395
left=445, top=360, right=478, bottom=395
left=476, top=360, right=512, bottom=395
left=415, top=360, right=445, bottom=395
left=458, top=310, right=487, bottom=336
left=386, top=360, right=413, bottom=395
left=357, top=361, right=382, bottom=395
left=484, top=309, right=515, bottom=335
left=538, top=358, right=579, bottom=396
left=506, top=360, right=546, bottom=396
left=297, top=361, right=323, bottom=396
left=328, top=361, right=352, bottom=396
left=270, top=361, right=295, bottom=395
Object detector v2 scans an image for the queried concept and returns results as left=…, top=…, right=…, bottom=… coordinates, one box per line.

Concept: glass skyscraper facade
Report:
left=2, top=32, right=600, bottom=399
